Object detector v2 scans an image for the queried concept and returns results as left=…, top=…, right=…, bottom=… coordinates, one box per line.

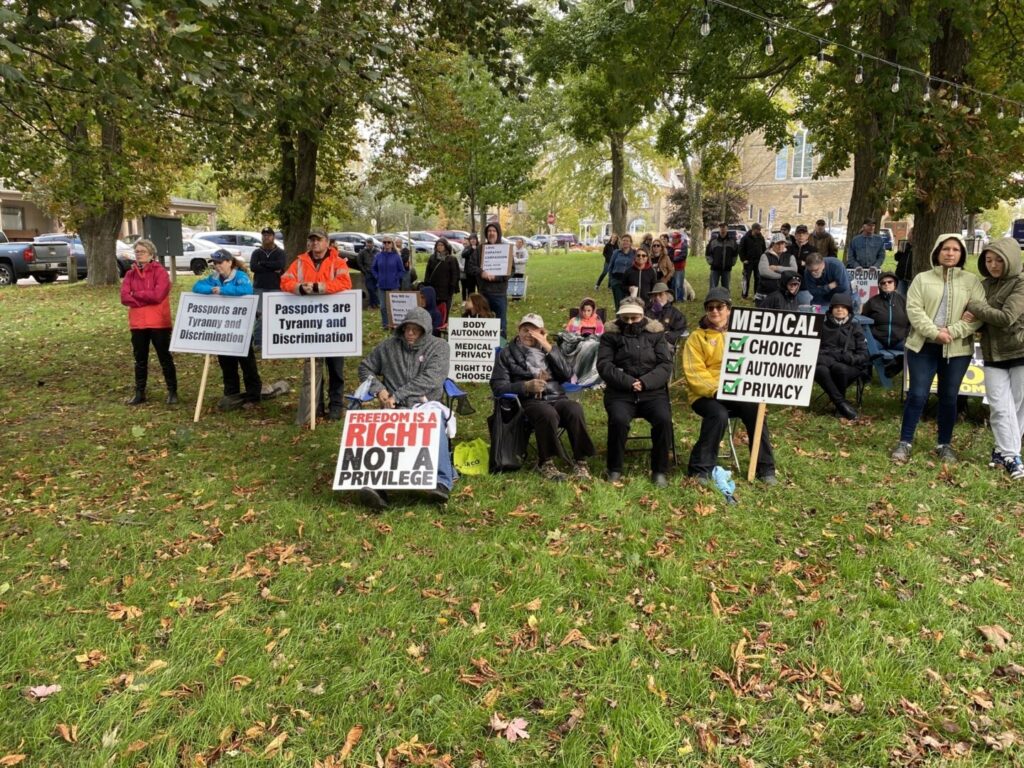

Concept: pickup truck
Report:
left=0, top=231, right=73, bottom=286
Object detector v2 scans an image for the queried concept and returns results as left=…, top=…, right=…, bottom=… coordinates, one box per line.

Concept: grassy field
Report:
left=1, top=250, right=1022, bottom=767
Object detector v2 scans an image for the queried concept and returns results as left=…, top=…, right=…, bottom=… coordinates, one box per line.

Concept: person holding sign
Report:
left=120, top=238, right=178, bottom=406
left=467, top=223, right=510, bottom=338
left=491, top=313, right=596, bottom=482
left=598, top=297, right=674, bottom=487
left=891, top=234, right=984, bottom=464
left=281, top=228, right=353, bottom=421
left=814, top=293, right=869, bottom=421
left=355, top=307, right=455, bottom=509
left=682, top=289, right=777, bottom=485
left=962, top=237, right=1024, bottom=479
left=193, top=250, right=262, bottom=410
left=371, top=237, right=406, bottom=329
left=424, top=237, right=461, bottom=316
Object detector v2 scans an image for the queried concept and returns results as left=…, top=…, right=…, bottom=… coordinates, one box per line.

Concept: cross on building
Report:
left=793, top=187, right=808, bottom=214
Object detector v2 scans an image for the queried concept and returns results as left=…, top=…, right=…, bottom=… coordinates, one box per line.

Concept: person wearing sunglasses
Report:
left=623, top=249, right=658, bottom=305
left=860, top=271, right=908, bottom=377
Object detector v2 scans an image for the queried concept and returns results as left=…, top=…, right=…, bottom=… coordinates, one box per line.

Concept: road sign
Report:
left=547, top=212, right=555, bottom=226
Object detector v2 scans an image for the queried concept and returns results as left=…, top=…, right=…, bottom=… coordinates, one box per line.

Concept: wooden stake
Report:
left=309, top=357, right=317, bottom=432
left=747, top=401, right=767, bottom=483
left=193, top=354, right=211, bottom=423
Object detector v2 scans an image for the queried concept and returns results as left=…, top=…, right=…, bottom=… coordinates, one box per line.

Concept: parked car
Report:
left=0, top=238, right=72, bottom=286
left=727, top=224, right=749, bottom=239
left=35, top=233, right=134, bottom=279
left=406, top=230, right=464, bottom=255
left=961, top=228, right=989, bottom=251
left=1011, top=219, right=1024, bottom=249
left=827, top=227, right=847, bottom=250
left=331, top=232, right=382, bottom=254
left=508, top=234, right=542, bottom=249
left=176, top=239, right=243, bottom=274
left=192, top=230, right=282, bottom=261
left=428, top=229, right=471, bottom=245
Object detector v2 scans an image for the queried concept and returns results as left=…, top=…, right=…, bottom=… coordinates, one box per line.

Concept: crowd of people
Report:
left=118, top=222, right=1024, bottom=510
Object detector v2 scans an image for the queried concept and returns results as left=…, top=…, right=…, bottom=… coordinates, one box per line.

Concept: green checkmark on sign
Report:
left=722, top=378, right=741, bottom=395
left=726, top=356, right=744, bottom=374
left=729, top=335, right=749, bottom=353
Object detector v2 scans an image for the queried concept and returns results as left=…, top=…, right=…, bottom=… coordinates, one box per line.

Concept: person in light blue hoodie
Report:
left=193, top=250, right=262, bottom=409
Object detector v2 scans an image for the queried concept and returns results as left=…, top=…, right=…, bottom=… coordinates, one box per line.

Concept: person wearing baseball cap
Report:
left=761, top=270, right=802, bottom=311
left=597, top=297, right=674, bottom=487
left=490, top=312, right=596, bottom=482
left=682, top=289, right=777, bottom=485
left=250, top=227, right=286, bottom=349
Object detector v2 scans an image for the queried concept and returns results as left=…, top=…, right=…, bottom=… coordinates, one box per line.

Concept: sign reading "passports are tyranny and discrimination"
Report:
left=717, top=308, right=823, bottom=406
left=261, top=291, right=363, bottom=359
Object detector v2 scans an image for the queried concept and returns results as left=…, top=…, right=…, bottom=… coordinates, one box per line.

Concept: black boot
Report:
left=166, top=390, right=179, bottom=405
left=126, top=388, right=146, bottom=406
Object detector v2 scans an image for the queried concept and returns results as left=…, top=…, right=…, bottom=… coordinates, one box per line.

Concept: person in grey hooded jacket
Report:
left=356, top=306, right=455, bottom=508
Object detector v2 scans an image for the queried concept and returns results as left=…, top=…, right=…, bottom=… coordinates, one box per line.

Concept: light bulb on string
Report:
left=700, top=10, right=711, bottom=36
left=998, top=106, right=1005, bottom=120
left=951, top=87, right=959, bottom=110
left=763, top=33, right=774, bottom=57
left=891, top=68, right=901, bottom=94
left=922, top=80, right=931, bottom=103
left=1018, top=107, right=1023, bottom=125
left=624, top=0, right=635, bottom=13
left=973, top=100, right=982, bottom=116
left=854, top=56, right=864, bottom=85
left=816, top=43, right=825, bottom=72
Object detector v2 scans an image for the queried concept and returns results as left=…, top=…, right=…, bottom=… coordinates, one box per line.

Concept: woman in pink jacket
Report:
left=120, top=239, right=177, bottom=405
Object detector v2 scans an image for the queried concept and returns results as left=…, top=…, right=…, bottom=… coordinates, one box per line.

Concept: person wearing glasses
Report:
left=623, top=249, right=659, bottom=305
left=860, top=271, right=909, bottom=377
left=371, top=236, right=407, bottom=330
left=281, top=227, right=353, bottom=421
left=120, top=238, right=177, bottom=406
left=683, top=288, right=777, bottom=485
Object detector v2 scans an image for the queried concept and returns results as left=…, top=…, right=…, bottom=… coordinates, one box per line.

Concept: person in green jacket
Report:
left=891, top=233, right=984, bottom=464
left=962, top=237, right=1024, bottom=479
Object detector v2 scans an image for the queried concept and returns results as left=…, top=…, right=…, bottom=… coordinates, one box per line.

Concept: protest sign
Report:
left=508, top=276, right=528, bottom=300
left=718, top=308, right=823, bottom=407
left=847, top=267, right=880, bottom=311
left=261, top=290, right=362, bottom=359
left=333, top=409, right=441, bottom=491
left=447, top=318, right=500, bottom=382
left=904, top=342, right=987, bottom=399
left=169, top=293, right=259, bottom=356
left=482, top=243, right=513, bottom=277
left=385, top=291, right=420, bottom=328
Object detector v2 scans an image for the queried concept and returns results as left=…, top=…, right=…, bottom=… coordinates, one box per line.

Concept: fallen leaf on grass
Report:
left=489, top=713, right=529, bottom=743
left=559, top=628, right=597, bottom=651
left=523, top=598, right=542, bottom=611
left=55, top=723, right=78, bottom=743
left=262, top=731, right=288, bottom=758
left=213, top=648, right=227, bottom=667
left=25, top=684, right=62, bottom=701
left=124, top=740, right=148, bottom=754
left=552, top=707, right=584, bottom=738
left=74, top=650, right=107, bottom=669
left=406, top=643, right=425, bottom=660
left=993, top=662, right=1024, bottom=681
left=101, top=726, right=120, bottom=750
left=977, top=625, right=1012, bottom=651
left=106, top=603, right=142, bottom=621
left=229, top=675, right=253, bottom=690
left=0, top=756, right=26, bottom=766
left=141, top=660, right=168, bottom=675
left=338, top=724, right=363, bottom=760
left=694, top=722, right=719, bottom=753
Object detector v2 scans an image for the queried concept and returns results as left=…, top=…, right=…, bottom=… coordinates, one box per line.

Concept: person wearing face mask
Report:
left=193, top=250, right=262, bottom=410
left=683, top=289, right=776, bottom=485
left=120, top=238, right=178, bottom=406
left=597, top=297, right=674, bottom=487
left=355, top=306, right=455, bottom=509
left=860, top=271, right=909, bottom=376
left=962, top=237, right=1024, bottom=479
left=814, top=293, right=869, bottom=420
left=890, top=234, right=985, bottom=464
left=645, top=282, right=688, bottom=346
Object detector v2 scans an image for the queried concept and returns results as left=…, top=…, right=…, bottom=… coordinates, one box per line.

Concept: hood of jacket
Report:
left=395, top=306, right=433, bottom=339
left=604, top=317, right=665, bottom=335
left=780, top=270, right=801, bottom=292
left=877, top=270, right=898, bottom=286
left=483, top=221, right=503, bottom=244
left=930, top=233, right=968, bottom=268
left=979, top=236, right=1022, bottom=279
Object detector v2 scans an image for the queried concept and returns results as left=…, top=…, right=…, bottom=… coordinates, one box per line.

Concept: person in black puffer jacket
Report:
left=762, top=271, right=803, bottom=310
left=860, top=271, right=908, bottom=375
left=815, top=293, right=870, bottom=420
left=491, top=312, right=596, bottom=481
left=598, top=297, right=674, bottom=486
left=645, top=281, right=688, bottom=346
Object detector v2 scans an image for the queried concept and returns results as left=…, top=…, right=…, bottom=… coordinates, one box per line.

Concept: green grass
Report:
left=1, top=252, right=1022, bottom=767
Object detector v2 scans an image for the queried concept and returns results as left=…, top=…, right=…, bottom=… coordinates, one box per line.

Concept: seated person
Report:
left=645, top=281, right=688, bottom=345
left=462, top=292, right=494, bottom=319
left=756, top=234, right=798, bottom=304
left=418, top=285, right=443, bottom=332
left=860, top=271, right=908, bottom=375
left=491, top=313, right=596, bottom=481
left=761, top=270, right=802, bottom=311
left=623, top=249, right=659, bottom=305
left=355, top=307, right=455, bottom=509
left=597, top=297, right=674, bottom=487
left=802, top=252, right=852, bottom=307
left=565, top=297, right=605, bottom=335
left=683, top=288, right=777, bottom=485
left=814, top=293, right=870, bottom=420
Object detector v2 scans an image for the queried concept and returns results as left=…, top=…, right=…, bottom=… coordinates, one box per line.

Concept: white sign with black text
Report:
left=717, top=308, right=823, bottom=406
left=261, top=290, right=363, bottom=359
left=447, top=318, right=501, bottom=382
left=169, top=292, right=259, bottom=356
left=481, top=243, right=513, bottom=277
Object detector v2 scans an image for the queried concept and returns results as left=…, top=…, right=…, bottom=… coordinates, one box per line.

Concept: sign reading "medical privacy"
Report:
left=261, top=290, right=363, bottom=359
left=170, top=293, right=259, bottom=356
left=717, top=308, right=823, bottom=406
left=333, top=409, right=441, bottom=490
left=447, top=317, right=500, bottom=382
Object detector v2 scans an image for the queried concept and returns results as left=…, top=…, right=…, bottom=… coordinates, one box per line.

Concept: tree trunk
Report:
left=609, top=131, right=628, bottom=236
left=81, top=115, right=124, bottom=286
left=277, top=121, right=321, bottom=262
left=479, top=207, right=488, bottom=237
left=468, top=191, right=476, bottom=235
left=684, top=157, right=704, bottom=253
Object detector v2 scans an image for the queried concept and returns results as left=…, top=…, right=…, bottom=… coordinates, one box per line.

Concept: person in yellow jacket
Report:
left=890, top=233, right=984, bottom=464
left=682, top=288, right=776, bottom=484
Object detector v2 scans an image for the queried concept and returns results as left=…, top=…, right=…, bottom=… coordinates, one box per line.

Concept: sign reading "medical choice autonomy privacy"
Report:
left=169, top=293, right=259, bottom=356
left=717, top=308, right=823, bottom=406
left=447, top=317, right=501, bottom=382
left=261, top=290, right=363, bottom=359
left=333, top=409, right=441, bottom=490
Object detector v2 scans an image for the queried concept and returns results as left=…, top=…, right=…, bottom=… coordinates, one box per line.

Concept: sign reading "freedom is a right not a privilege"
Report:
left=717, top=308, right=823, bottom=407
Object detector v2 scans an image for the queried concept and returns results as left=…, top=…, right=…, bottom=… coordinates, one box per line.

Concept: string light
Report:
left=951, top=87, right=959, bottom=110
left=998, top=106, right=1005, bottom=120
left=817, top=42, right=825, bottom=72
left=973, top=100, right=982, bottom=116
left=922, top=79, right=931, bottom=103
left=1018, top=107, right=1023, bottom=125
left=891, top=68, right=901, bottom=94
left=854, top=55, right=864, bottom=85
left=700, top=9, right=711, bottom=36
left=763, top=32, right=774, bottom=57
left=624, top=0, right=635, bottom=12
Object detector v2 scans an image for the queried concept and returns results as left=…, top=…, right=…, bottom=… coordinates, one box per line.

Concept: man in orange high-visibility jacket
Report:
left=282, top=228, right=353, bottom=421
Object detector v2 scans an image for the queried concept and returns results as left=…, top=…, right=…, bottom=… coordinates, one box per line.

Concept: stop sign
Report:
left=546, top=212, right=555, bottom=225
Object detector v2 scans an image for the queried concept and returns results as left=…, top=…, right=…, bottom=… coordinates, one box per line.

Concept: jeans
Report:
left=363, top=272, right=379, bottom=308
left=609, top=277, right=627, bottom=310
left=252, top=288, right=266, bottom=348
left=487, top=292, right=508, bottom=338
left=984, top=365, right=1024, bottom=457
left=900, top=344, right=972, bottom=445
left=741, top=264, right=757, bottom=297
left=671, top=268, right=687, bottom=301
left=437, top=430, right=456, bottom=490
left=709, top=268, right=732, bottom=291
left=378, top=289, right=390, bottom=328
left=689, top=397, right=774, bottom=478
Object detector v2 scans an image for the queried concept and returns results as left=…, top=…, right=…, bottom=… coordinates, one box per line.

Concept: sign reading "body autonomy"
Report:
left=718, top=308, right=823, bottom=406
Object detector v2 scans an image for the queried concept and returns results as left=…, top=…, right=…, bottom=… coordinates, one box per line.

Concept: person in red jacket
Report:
left=281, top=228, right=353, bottom=421
left=120, top=239, right=178, bottom=405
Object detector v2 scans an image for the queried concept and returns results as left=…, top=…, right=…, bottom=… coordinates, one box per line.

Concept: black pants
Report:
left=815, top=362, right=861, bottom=404
left=131, top=328, right=177, bottom=392
left=605, top=392, right=672, bottom=474
left=218, top=346, right=262, bottom=401
left=461, top=275, right=477, bottom=300
left=522, top=397, right=595, bottom=464
left=741, top=263, right=758, bottom=297
left=312, top=357, right=345, bottom=411
left=689, top=397, right=774, bottom=478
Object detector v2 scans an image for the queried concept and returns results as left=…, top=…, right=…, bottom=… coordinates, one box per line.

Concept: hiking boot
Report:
left=934, top=444, right=958, bottom=463
left=424, top=484, right=450, bottom=504
left=988, top=450, right=1007, bottom=469
left=358, top=487, right=389, bottom=511
left=1005, top=455, right=1024, bottom=480
left=126, top=388, right=146, bottom=406
left=218, top=393, right=244, bottom=412
left=691, top=474, right=712, bottom=487
left=574, top=461, right=592, bottom=481
left=326, top=406, right=344, bottom=421
left=652, top=473, right=669, bottom=488
left=538, top=460, right=568, bottom=482
left=890, top=441, right=912, bottom=463
left=835, top=400, right=858, bottom=420
left=606, top=470, right=623, bottom=483
left=757, top=472, right=778, bottom=486
left=166, top=390, right=179, bottom=405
